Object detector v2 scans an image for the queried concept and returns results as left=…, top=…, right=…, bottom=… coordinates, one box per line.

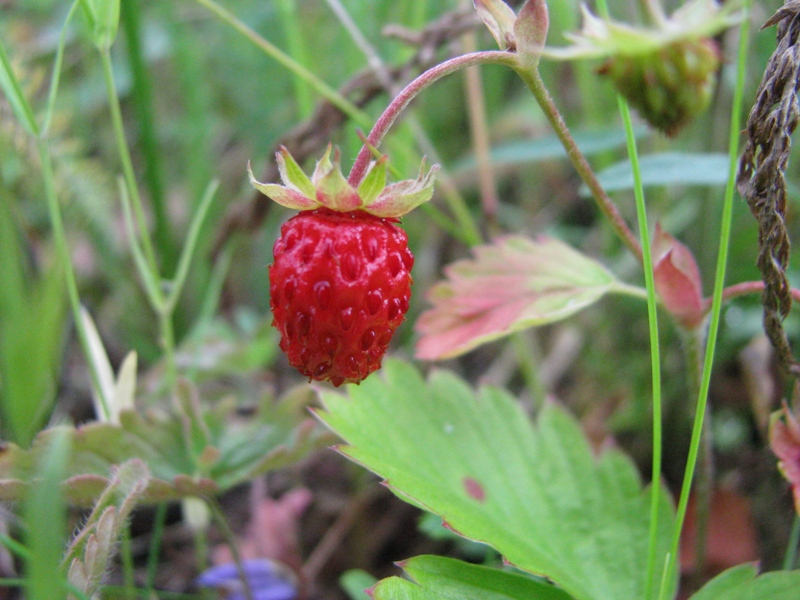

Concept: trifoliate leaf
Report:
left=415, top=235, right=620, bottom=360
left=0, top=389, right=327, bottom=506
left=316, top=360, right=676, bottom=600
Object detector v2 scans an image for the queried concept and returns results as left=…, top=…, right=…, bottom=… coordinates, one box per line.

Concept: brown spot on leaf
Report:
left=463, top=476, right=485, bottom=502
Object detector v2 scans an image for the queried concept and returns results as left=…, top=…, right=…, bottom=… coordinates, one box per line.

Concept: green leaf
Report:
left=79, top=307, right=115, bottom=421
left=164, top=179, right=219, bottom=312
left=372, top=555, right=574, bottom=600
left=340, top=569, right=378, bottom=600
left=0, top=201, right=67, bottom=446
left=25, top=429, right=70, bottom=600
left=690, top=564, right=800, bottom=600
left=589, top=152, right=729, bottom=194
left=0, top=387, right=328, bottom=506
left=415, top=236, right=618, bottom=360
left=0, top=36, right=39, bottom=136
left=452, top=127, right=649, bottom=173
left=317, top=360, right=676, bottom=600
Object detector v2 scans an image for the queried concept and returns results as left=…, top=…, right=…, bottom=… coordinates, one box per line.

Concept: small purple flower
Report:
left=197, top=558, right=297, bottom=600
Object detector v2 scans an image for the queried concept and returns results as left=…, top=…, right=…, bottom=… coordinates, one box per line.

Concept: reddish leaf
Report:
left=415, top=236, right=617, bottom=360
left=652, top=224, right=705, bottom=329
left=770, top=403, right=800, bottom=515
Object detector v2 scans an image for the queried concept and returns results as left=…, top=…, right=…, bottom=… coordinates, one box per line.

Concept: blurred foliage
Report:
left=0, top=0, right=793, bottom=503
left=1, top=0, right=799, bottom=597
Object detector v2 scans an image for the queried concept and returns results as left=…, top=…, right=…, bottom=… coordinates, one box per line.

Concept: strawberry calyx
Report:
left=249, top=145, right=439, bottom=219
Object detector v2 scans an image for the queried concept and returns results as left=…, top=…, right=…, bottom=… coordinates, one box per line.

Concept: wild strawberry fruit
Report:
left=250, top=145, right=438, bottom=386
left=270, top=209, right=413, bottom=386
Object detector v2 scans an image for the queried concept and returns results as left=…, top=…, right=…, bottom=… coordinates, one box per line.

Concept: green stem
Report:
left=145, top=503, right=168, bottom=594
left=591, top=2, right=663, bottom=593
left=609, top=281, right=649, bottom=300
left=121, top=526, right=136, bottom=600
left=682, top=328, right=713, bottom=583
left=37, top=140, right=110, bottom=420
left=511, top=332, right=547, bottom=409
left=513, top=66, right=642, bottom=260
left=207, top=497, right=255, bottom=600
left=120, top=0, right=176, bottom=274
left=784, top=515, right=800, bottom=570
left=193, top=0, right=371, bottom=130
left=276, top=0, right=314, bottom=119
left=42, top=1, right=80, bottom=135
left=617, top=95, right=664, bottom=600
left=99, top=48, right=159, bottom=275
left=660, top=0, right=752, bottom=591
left=163, top=180, right=219, bottom=314
left=159, top=309, right=178, bottom=395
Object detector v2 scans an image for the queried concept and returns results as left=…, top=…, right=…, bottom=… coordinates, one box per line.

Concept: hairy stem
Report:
left=700, top=280, right=800, bottom=310
left=513, top=66, right=643, bottom=260
left=348, top=50, right=517, bottom=186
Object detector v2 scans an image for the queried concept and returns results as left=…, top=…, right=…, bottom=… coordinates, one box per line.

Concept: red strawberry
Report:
left=250, top=145, right=437, bottom=385
left=269, top=208, right=414, bottom=386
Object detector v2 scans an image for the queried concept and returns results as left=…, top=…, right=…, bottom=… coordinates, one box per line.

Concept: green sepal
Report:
left=248, top=161, right=318, bottom=210
left=277, top=146, right=316, bottom=199
left=315, top=168, right=362, bottom=212
left=473, top=0, right=518, bottom=51
left=366, top=160, right=439, bottom=218
left=357, top=156, right=389, bottom=207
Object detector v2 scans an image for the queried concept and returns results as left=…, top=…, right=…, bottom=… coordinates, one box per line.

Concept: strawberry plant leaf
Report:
left=690, top=564, right=800, bottom=600
left=0, top=387, right=328, bottom=506
left=415, top=236, right=620, bottom=360
left=0, top=36, right=39, bottom=136
left=316, top=360, right=676, bottom=600
left=372, top=555, right=574, bottom=600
